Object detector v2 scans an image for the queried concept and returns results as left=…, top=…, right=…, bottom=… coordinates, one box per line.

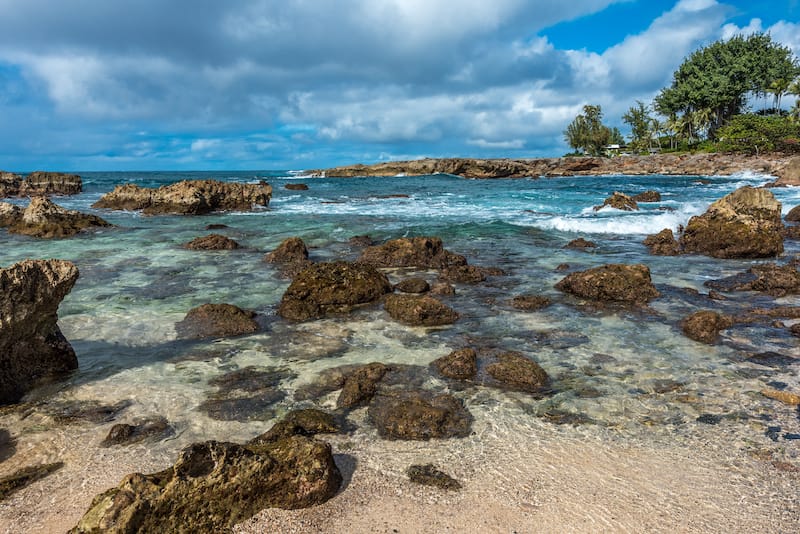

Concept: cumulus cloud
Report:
left=0, top=0, right=795, bottom=169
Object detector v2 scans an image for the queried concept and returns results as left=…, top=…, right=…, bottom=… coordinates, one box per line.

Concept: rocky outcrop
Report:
left=183, top=234, right=240, bottom=250
left=336, top=363, right=388, bottom=409
left=3, top=197, right=110, bottom=238
left=594, top=192, right=638, bottom=211
left=384, top=294, right=459, bottom=326
left=485, top=352, right=549, bottom=392
left=367, top=390, right=473, bottom=440
left=555, top=263, right=660, bottom=304
left=787, top=205, right=800, bottom=222
left=278, top=261, right=392, bottom=321
left=632, top=190, right=661, bottom=202
left=564, top=238, right=596, bottom=249
left=679, top=186, right=784, bottom=258
left=0, top=171, right=82, bottom=197
left=0, top=202, right=22, bottom=227
left=311, top=154, right=788, bottom=180
left=0, top=259, right=79, bottom=405
left=175, top=303, right=259, bottom=339
left=285, top=183, right=309, bottom=190
left=394, top=278, right=430, bottom=294
left=72, top=435, right=341, bottom=533
left=509, top=295, right=552, bottom=311
left=643, top=228, right=681, bottom=256
left=358, top=236, right=467, bottom=269
left=770, top=156, right=800, bottom=187
left=681, top=311, right=733, bottom=344
left=705, top=264, right=800, bottom=297
left=264, top=237, right=312, bottom=277
left=432, top=348, right=478, bottom=380
left=92, top=180, right=272, bottom=215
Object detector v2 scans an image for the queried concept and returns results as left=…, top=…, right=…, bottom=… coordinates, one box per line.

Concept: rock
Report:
left=384, top=294, right=459, bottom=326
left=336, top=363, right=388, bottom=409
left=284, top=183, right=309, bottom=190
left=249, top=409, right=340, bottom=445
left=594, top=192, right=638, bottom=211
left=706, top=264, right=800, bottom=297
left=358, top=236, right=467, bottom=269
left=175, top=303, right=259, bottom=339
left=785, top=205, right=800, bottom=222
left=47, top=399, right=132, bottom=425
left=761, top=388, right=800, bottom=405
left=679, top=186, right=784, bottom=258
left=554, top=263, right=660, bottom=304
left=6, top=197, right=111, bottom=239
left=367, top=390, right=473, bottom=440
left=485, top=352, right=549, bottom=392
left=564, top=238, right=597, bottom=249
left=72, top=437, right=341, bottom=533
left=100, top=417, right=173, bottom=447
left=643, top=228, right=681, bottom=256
left=438, top=265, right=486, bottom=284
left=406, top=464, right=462, bottom=490
left=772, top=156, right=800, bottom=187
left=20, top=172, right=82, bottom=196
left=183, top=234, right=240, bottom=250
left=1, top=462, right=64, bottom=502
left=394, top=278, right=430, bottom=294
left=791, top=324, right=800, bottom=337
left=198, top=367, right=295, bottom=422
left=264, top=237, right=312, bottom=277
left=0, top=172, right=21, bottom=197
left=0, top=259, right=79, bottom=405
left=92, top=179, right=272, bottom=215
left=431, top=348, right=477, bottom=380
left=783, top=225, right=800, bottom=240
left=429, top=282, right=456, bottom=296
left=278, top=261, right=392, bottom=321
left=632, top=190, right=661, bottom=202
left=348, top=235, right=374, bottom=247
left=509, top=295, right=552, bottom=311
left=0, top=202, right=22, bottom=227
left=681, top=311, right=734, bottom=344
left=206, top=223, right=229, bottom=230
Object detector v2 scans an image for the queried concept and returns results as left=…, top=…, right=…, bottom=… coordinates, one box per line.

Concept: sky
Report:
left=0, top=0, right=798, bottom=171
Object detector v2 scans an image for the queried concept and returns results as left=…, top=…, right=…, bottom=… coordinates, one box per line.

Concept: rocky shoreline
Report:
left=311, top=153, right=800, bottom=186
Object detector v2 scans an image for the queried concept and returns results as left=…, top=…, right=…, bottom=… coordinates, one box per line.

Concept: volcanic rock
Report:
left=92, top=179, right=272, bottom=215
left=438, top=265, right=486, bottom=284
left=20, top=172, right=82, bottom=196
left=485, top=351, right=549, bottom=392
left=284, top=183, right=309, bottom=190
left=431, top=348, right=477, bottom=380
left=367, top=390, right=473, bottom=440
left=394, top=277, right=430, bottom=294
left=632, top=190, right=662, bottom=202
left=406, top=464, right=461, bottom=490
left=336, top=362, right=388, bottom=409
left=278, top=261, right=392, bottom=321
left=71, top=437, right=341, bottom=533
left=175, top=303, right=259, bottom=339
left=594, top=192, right=638, bottom=211
left=785, top=205, right=800, bottom=222
left=555, top=263, right=660, bottom=304
left=384, top=294, right=459, bottom=326
left=679, top=186, right=784, bottom=258
left=681, top=310, right=734, bottom=344
left=0, top=202, right=22, bottom=227
left=643, top=228, right=681, bottom=256
left=5, top=197, right=110, bottom=239
left=0, top=259, right=79, bottom=405
left=564, top=238, right=597, bottom=249
left=358, top=236, right=467, bottom=269
left=509, top=295, right=552, bottom=311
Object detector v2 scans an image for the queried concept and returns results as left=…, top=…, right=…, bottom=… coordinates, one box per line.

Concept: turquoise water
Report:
left=2, top=170, right=800, bottom=477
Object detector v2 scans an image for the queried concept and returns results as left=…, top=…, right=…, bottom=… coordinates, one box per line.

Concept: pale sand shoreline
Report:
left=2, top=417, right=798, bottom=534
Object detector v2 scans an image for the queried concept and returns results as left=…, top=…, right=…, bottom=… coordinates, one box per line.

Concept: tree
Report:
left=622, top=101, right=652, bottom=150
left=655, top=33, right=799, bottom=138
left=564, top=105, right=614, bottom=156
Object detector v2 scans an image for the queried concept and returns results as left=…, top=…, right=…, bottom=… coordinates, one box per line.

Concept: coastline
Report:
left=310, top=153, right=800, bottom=185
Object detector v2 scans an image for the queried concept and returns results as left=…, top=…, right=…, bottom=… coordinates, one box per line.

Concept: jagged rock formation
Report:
left=2, top=197, right=110, bottom=238
left=0, top=171, right=82, bottom=197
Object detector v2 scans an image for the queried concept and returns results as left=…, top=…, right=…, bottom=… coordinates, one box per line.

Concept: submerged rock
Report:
left=0, top=259, right=79, bottom=405
left=100, top=417, right=173, bottom=447
left=249, top=409, right=340, bottom=445
left=0, top=462, right=64, bottom=502
left=384, top=294, right=459, bottom=326
left=72, top=437, right=341, bottom=533
left=438, top=265, right=486, bottom=284
left=92, top=179, right=272, bottom=215
left=705, top=264, right=800, bottom=297
left=432, top=348, right=478, bottom=380
left=680, top=186, right=784, bottom=258
left=681, top=310, right=734, bottom=344
left=199, top=367, right=295, bottom=422
left=406, top=464, right=462, bottom=490
left=5, top=197, right=111, bottom=239
left=554, top=263, right=660, bottom=304
left=485, top=351, right=549, bottom=392
left=643, top=228, right=681, bottom=256
left=278, top=261, right=392, bottom=321
left=175, top=303, right=259, bottom=339
left=564, top=237, right=597, bottom=249
left=183, top=234, right=240, bottom=250
left=358, top=236, right=467, bottom=269
left=368, top=390, right=472, bottom=440
left=284, top=183, right=309, bottom=190
left=509, top=295, right=552, bottom=311
left=336, top=363, right=389, bottom=409
left=594, top=192, right=638, bottom=211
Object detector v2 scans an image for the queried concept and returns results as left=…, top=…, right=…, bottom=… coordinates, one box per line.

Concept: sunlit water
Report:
left=1, top=170, right=799, bottom=529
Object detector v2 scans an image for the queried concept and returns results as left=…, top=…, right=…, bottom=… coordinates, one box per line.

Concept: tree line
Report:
left=564, top=32, right=800, bottom=156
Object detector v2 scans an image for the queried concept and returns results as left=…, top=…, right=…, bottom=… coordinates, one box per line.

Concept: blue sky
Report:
left=0, top=0, right=798, bottom=171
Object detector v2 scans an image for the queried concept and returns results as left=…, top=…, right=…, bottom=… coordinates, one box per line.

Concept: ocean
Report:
left=2, top=170, right=800, bottom=531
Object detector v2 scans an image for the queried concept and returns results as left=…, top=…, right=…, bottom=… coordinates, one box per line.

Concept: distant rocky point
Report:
left=0, top=171, right=82, bottom=197
left=310, top=154, right=800, bottom=183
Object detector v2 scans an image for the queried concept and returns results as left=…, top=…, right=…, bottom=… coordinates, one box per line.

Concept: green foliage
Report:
left=716, top=114, right=800, bottom=154
left=654, top=33, right=799, bottom=138
left=564, top=105, right=616, bottom=156
left=622, top=101, right=652, bottom=150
